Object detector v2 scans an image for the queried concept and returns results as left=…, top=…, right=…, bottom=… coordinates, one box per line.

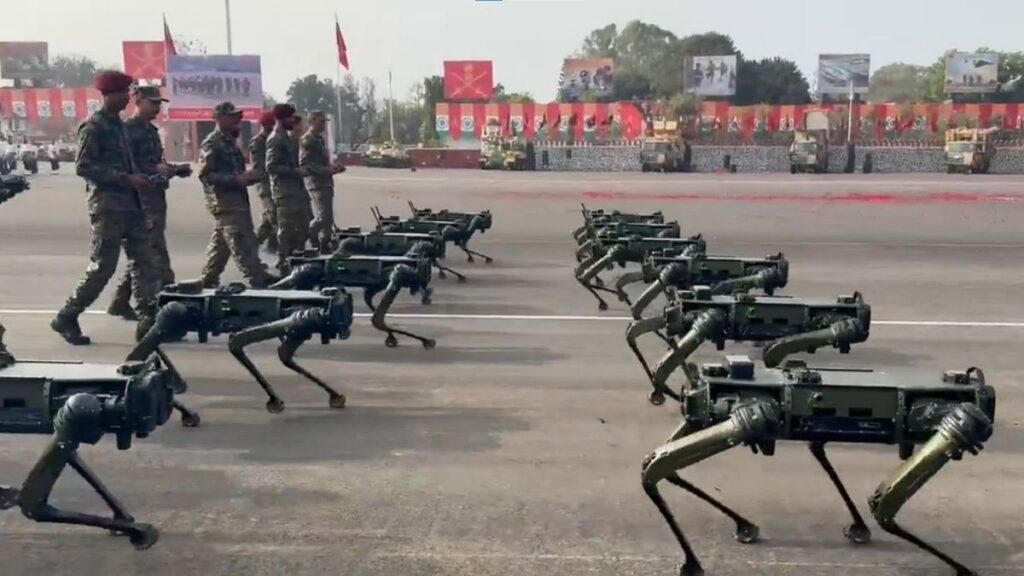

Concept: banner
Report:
left=443, top=60, right=494, bottom=101
left=123, top=41, right=167, bottom=84
left=0, top=42, right=49, bottom=80
left=818, top=54, right=870, bottom=95
left=166, top=55, right=262, bottom=120
left=560, top=58, right=614, bottom=102
left=685, top=55, right=737, bottom=96
left=945, top=52, right=1000, bottom=93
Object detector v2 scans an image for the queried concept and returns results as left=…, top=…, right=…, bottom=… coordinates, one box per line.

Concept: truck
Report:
left=944, top=127, right=996, bottom=174
left=640, top=120, right=687, bottom=173
left=788, top=110, right=829, bottom=174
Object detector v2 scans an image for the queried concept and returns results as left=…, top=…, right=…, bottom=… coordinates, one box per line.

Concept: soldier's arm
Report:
left=75, top=122, right=131, bottom=187
left=248, top=138, right=267, bottom=178
left=266, top=137, right=303, bottom=177
left=299, top=137, right=331, bottom=176
left=198, top=139, right=240, bottom=187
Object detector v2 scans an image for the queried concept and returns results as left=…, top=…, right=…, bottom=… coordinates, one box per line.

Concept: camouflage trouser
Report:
left=275, top=199, right=311, bottom=273
left=307, top=187, right=335, bottom=250
left=255, top=185, right=278, bottom=248
left=199, top=209, right=271, bottom=288
left=64, top=211, right=159, bottom=317
left=111, top=209, right=174, bottom=308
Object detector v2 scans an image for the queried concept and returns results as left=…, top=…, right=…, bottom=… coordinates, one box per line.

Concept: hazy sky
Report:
left=2, top=0, right=1022, bottom=102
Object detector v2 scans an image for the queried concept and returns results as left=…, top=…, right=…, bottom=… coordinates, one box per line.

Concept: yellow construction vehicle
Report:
left=944, top=127, right=996, bottom=174
left=640, top=120, right=686, bottom=173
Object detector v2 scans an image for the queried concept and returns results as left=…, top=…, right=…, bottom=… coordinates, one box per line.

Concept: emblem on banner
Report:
left=12, top=102, right=26, bottom=118
left=460, top=116, right=474, bottom=132
left=37, top=101, right=51, bottom=118
left=435, top=115, right=450, bottom=132
left=86, top=99, right=101, bottom=114
left=62, top=101, right=76, bottom=118
left=510, top=116, right=523, bottom=133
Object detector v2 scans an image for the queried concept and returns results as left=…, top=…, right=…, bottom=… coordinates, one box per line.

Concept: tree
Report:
left=286, top=74, right=339, bottom=116
left=262, top=92, right=278, bottom=107
left=735, top=57, right=811, bottom=105
left=869, top=63, right=930, bottom=103
left=493, top=83, right=534, bottom=103
left=49, top=55, right=102, bottom=88
left=420, top=75, right=445, bottom=145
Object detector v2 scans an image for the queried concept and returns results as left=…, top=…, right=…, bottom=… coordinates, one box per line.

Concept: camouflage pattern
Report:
left=299, top=130, right=335, bottom=249
left=111, top=117, right=175, bottom=309
left=197, top=128, right=270, bottom=288
left=249, top=130, right=278, bottom=247
left=64, top=109, right=159, bottom=318
left=267, top=127, right=310, bottom=269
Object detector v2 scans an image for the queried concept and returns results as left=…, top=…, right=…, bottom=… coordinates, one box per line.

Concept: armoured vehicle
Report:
left=364, top=141, right=412, bottom=169
left=626, top=288, right=870, bottom=405
left=624, top=250, right=790, bottom=318
left=479, top=135, right=527, bottom=170
left=642, top=357, right=995, bottom=576
left=0, top=304, right=188, bottom=548
left=0, top=174, right=30, bottom=206
left=640, top=120, right=687, bottom=173
left=375, top=205, right=494, bottom=264
left=944, top=127, right=996, bottom=174
left=788, top=110, right=830, bottom=174
left=155, top=283, right=354, bottom=412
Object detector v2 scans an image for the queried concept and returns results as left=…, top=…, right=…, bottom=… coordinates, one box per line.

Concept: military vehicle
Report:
left=479, top=135, right=527, bottom=170
left=375, top=205, right=495, bottom=264
left=788, top=110, right=830, bottom=173
left=642, top=357, right=995, bottom=576
left=363, top=141, right=412, bottom=169
left=640, top=120, right=687, bottom=173
left=155, top=283, right=354, bottom=412
left=625, top=288, right=870, bottom=405
left=944, top=127, right=996, bottom=174
left=0, top=174, right=30, bottom=206
left=0, top=304, right=188, bottom=548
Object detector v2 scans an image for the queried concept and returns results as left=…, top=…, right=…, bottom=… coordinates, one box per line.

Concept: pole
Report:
left=335, top=13, right=344, bottom=151
left=388, top=70, right=395, bottom=142
left=224, top=0, right=233, bottom=55
left=847, top=80, right=854, bottom=144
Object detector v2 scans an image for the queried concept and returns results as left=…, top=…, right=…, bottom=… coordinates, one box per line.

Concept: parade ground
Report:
left=1, top=169, right=1022, bottom=575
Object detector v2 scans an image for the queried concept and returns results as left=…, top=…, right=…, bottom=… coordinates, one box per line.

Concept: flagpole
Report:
left=224, top=0, right=233, bottom=55
left=335, top=13, right=344, bottom=151
left=388, top=70, right=395, bottom=142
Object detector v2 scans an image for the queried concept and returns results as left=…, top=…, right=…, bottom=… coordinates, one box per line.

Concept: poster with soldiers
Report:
left=0, top=42, right=50, bottom=80
left=166, top=55, right=263, bottom=120
left=560, top=58, right=614, bottom=102
left=945, top=52, right=1000, bottom=93
left=685, top=55, right=737, bottom=96
left=817, top=54, right=871, bottom=95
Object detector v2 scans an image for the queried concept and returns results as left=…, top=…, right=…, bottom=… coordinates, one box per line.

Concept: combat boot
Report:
left=50, top=308, right=91, bottom=346
left=106, top=285, right=138, bottom=321
left=134, top=314, right=155, bottom=343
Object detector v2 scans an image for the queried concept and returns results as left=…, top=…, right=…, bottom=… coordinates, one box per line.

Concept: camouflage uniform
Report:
left=54, top=108, right=160, bottom=342
left=197, top=126, right=271, bottom=288
left=249, top=130, right=278, bottom=250
left=109, top=116, right=175, bottom=313
left=299, top=129, right=335, bottom=251
left=267, top=127, right=309, bottom=271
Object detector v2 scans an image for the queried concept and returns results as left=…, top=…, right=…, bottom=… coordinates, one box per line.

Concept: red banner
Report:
left=122, top=41, right=167, bottom=83
left=443, top=60, right=493, bottom=101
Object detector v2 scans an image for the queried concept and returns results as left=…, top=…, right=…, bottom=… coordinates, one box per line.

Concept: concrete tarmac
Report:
left=0, top=168, right=1022, bottom=576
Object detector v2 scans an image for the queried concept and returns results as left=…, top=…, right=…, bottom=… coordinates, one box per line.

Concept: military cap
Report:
left=94, top=71, right=135, bottom=94
left=213, top=101, right=243, bottom=117
left=131, top=84, right=169, bottom=102
left=272, top=103, right=296, bottom=120
left=259, top=110, right=276, bottom=128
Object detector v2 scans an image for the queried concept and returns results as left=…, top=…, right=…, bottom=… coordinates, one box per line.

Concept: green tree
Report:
left=869, top=63, right=930, bottom=103
left=493, top=83, right=534, bottom=103
left=49, top=55, right=102, bottom=88
left=735, top=57, right=811, bottom=105
left=286, top=74, right=339, bottom=116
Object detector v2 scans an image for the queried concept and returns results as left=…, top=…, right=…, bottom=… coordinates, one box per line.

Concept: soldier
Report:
left=108, top=85, right=192, bottom=320
left=51, top=71, right=161, bottom=345
left=249, top=110, right=278, bottom=252
left=196, top=102, right=273, bottom=288
left=266, top=103, right=310, bottom=272
left=299, top=110, right=345, bottom=252
left=290, top=113, right=315, bottom=243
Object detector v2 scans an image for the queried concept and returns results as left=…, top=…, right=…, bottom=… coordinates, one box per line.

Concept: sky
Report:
left=1, top=0, right=1022, bottom=102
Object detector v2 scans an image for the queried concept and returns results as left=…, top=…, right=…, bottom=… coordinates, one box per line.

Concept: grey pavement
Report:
left=0, top=168, right=1022, bottom=576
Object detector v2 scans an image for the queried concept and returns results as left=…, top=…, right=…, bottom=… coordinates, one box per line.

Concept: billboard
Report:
left=166, top=55, right=262, bottom=120
left=945, top=52, right=1000, bottom=93
left=0, top=42, right=49, bottom=80
left=123, top=41, right=167, bottom=85
left=560, top=58, right=614, bottom=102
left=685, top=55, right=737, bottom=96
left=443, top=60, right=494, bottom=101
left=817, top=54, right=871, bottom=95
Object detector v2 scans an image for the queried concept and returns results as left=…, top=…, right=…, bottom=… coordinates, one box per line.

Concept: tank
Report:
left=364, top=141, right=411, bottom=169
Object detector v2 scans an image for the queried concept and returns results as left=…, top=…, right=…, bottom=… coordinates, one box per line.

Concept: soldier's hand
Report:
left=128, top=174, right=155, bottom=193
left=331, top=163, right=346, bottom=174
left=176, top=164, right=194, bottom=178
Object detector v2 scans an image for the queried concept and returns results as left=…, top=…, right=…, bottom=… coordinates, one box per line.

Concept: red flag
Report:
left=336, top=20, right=349, bottom=70
left=163, top=15, right=177, bottom=57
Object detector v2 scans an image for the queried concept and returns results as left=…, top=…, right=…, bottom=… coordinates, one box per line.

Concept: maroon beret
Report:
left=272, top=103, right=296, bottom=120
left=259, top=110, right=276, bottom=128
left=94, top=71, right=135, bottom=95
